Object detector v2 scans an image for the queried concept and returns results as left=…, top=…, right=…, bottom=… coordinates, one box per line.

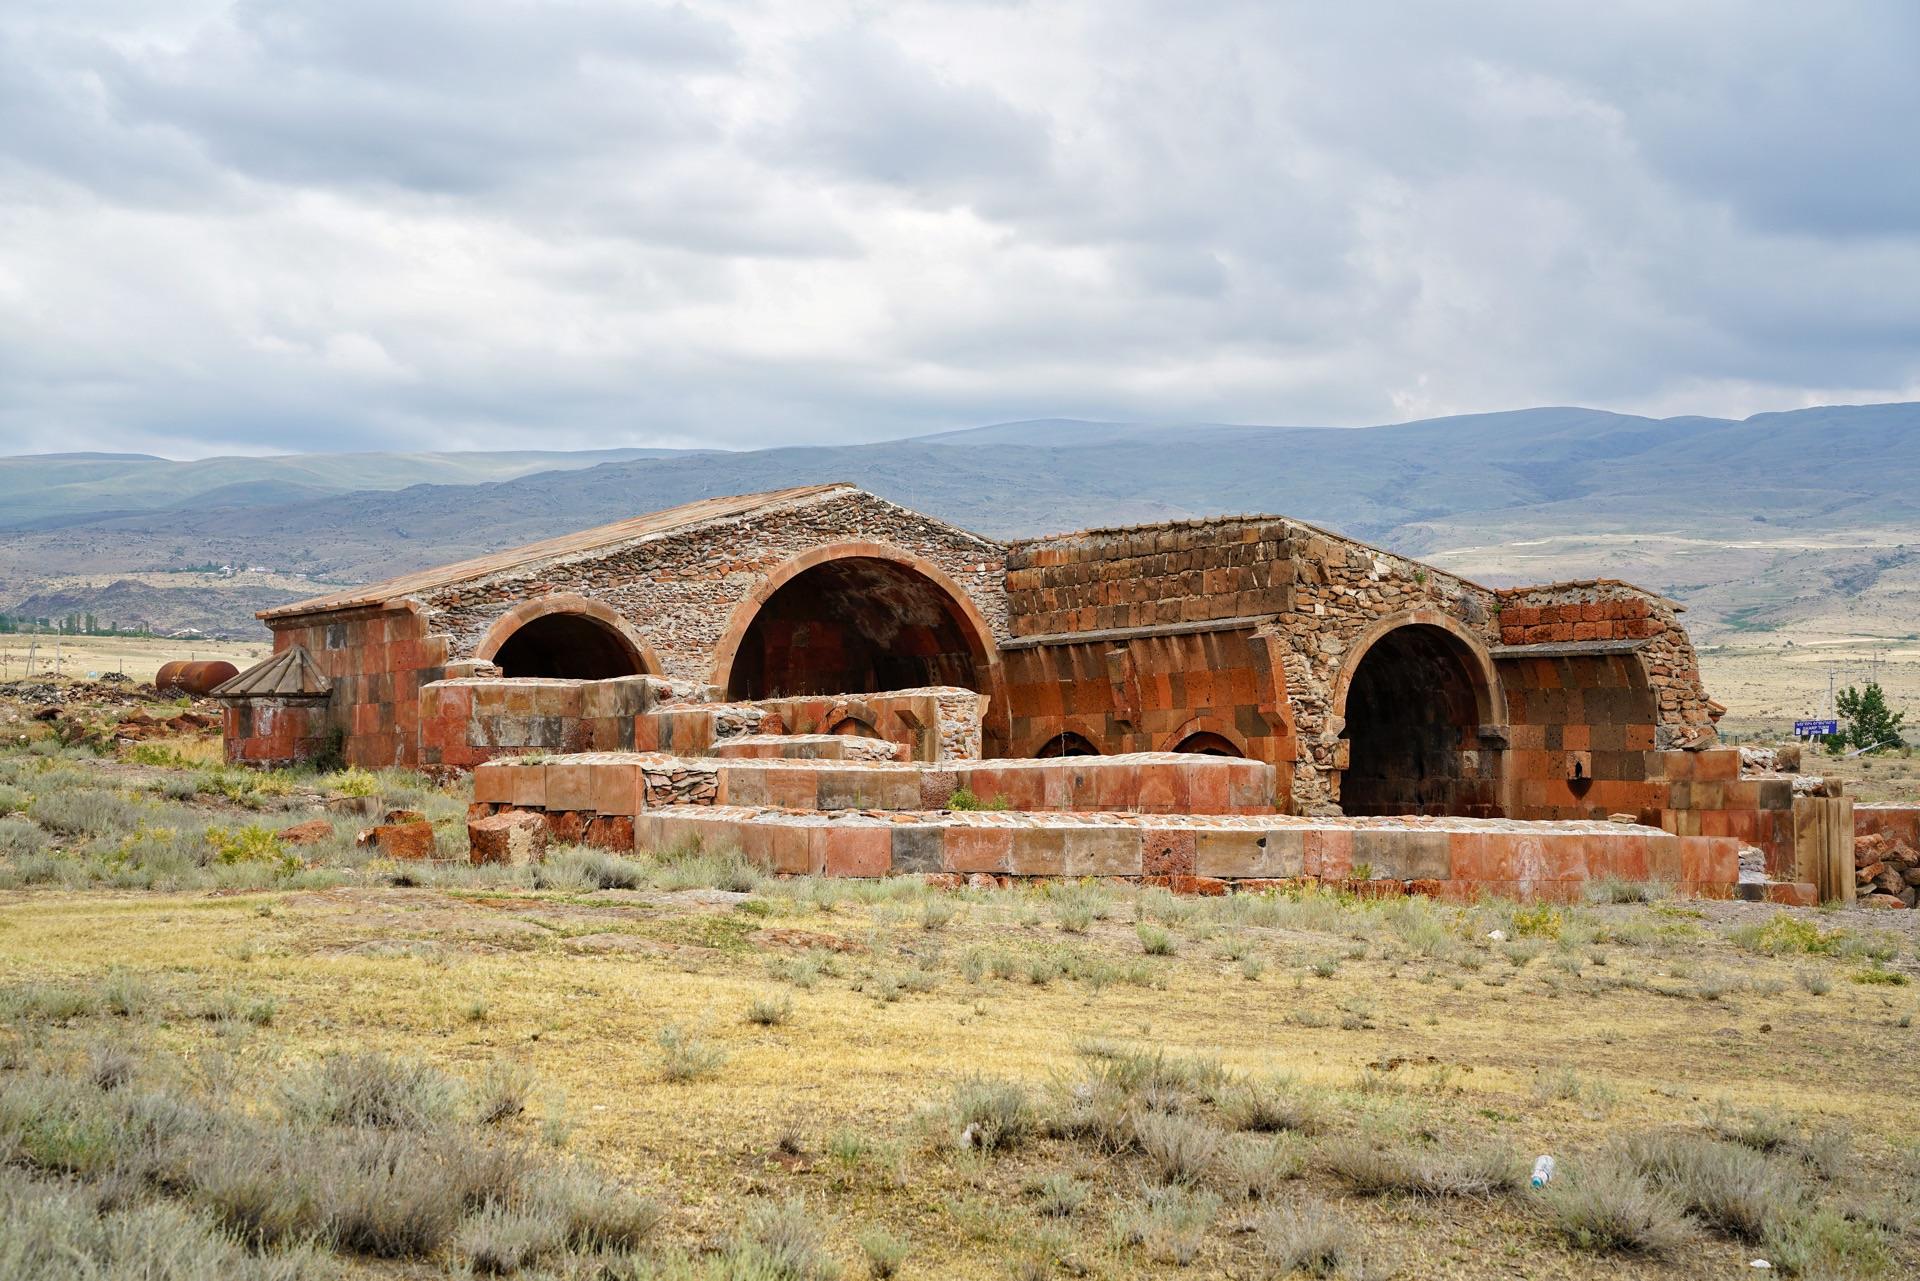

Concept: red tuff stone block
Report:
left=592, top=763, right=644, bottom=816
left=277, top=819, right=333, bottom=845
left=817, top=825, right=892, bottom=877
left=543, top=811, right=588, bottom=846
left=1142, top=830, right=1196, bottom=878
left=766, top=770, right=819, bottom=811
left=1447, top=833, right=1501, bottom=882
left=363, top=821, right=435, bottom=861
left=1184, top=763, right=1230, bottom=814
left=1764, top=882, right=1819, bottom=908
left=584, top=816, right=635, bottom=852
left=1302, top=828, right=1353, bottom=879
left=1143, top=874, right=1228, bottom=896
left=1646, top=835, right=1685, bottom=882
left=469, top=811, right=548, bottom=866
left=1694, top=750, right=1739, bottom=781
left=945, top=826, right=1013, bottom=874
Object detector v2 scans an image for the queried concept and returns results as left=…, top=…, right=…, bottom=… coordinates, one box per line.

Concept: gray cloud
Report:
left=1, top=0, right=1918, bottom=458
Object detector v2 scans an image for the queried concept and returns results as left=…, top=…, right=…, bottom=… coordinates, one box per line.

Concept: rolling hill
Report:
left=2, top=403, right=1915, bottom=640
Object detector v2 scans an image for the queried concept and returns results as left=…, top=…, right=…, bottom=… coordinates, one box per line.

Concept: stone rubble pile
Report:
left=1855, top=830, right=1920, bottom=908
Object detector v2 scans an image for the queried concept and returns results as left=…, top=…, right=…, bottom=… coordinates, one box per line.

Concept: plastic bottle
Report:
left=1530, top=1155, right=1555, bottom=1187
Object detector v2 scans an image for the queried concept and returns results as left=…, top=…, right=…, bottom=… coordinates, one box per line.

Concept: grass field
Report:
left=0, top=633, right=268, bottom=685
left=1, top=721, right=1918, bottom=1278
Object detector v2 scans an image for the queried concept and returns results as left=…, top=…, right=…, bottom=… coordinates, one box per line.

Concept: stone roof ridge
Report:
left=258, top=483, right=861, bottom=620
left=212, top=645, right=332, bottom=698
left=1011, top=510, right=1497, bottom=593
left=1494, top=577, right=1684, bottom=609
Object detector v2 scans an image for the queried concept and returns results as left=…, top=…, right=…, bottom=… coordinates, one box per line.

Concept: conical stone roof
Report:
left=211, top=646, right=332, bottom=699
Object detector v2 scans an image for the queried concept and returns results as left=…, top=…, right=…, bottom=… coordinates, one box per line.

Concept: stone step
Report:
left=632, top=804, right=1741, bottom=902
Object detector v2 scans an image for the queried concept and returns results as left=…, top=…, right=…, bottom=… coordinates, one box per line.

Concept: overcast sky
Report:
left=3, top=1, right=1918, bottom=458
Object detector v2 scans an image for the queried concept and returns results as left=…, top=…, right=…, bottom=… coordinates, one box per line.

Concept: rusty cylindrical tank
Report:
left=154, top=660, right=239, bottom=696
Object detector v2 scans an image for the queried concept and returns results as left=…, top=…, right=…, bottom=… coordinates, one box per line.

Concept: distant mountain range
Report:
left=3, top=403, right=1916, bottom=641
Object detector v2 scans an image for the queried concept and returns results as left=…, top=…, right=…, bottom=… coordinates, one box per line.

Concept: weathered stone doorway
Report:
left=1338, top=622, right=1502, bottom=817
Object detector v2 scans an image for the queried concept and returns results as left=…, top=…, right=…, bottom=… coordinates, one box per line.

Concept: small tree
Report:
left=1836, top=681, right=1906, bottom=752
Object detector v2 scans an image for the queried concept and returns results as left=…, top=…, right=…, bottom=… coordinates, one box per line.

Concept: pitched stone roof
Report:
left=212, top=646, right=332, bottom=698
left=259, top=483, right=858, bottom=620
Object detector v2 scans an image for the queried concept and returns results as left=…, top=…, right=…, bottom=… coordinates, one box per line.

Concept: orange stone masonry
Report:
left=218, top=485, right=1844, bottom=901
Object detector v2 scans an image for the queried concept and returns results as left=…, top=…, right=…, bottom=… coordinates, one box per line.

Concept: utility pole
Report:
left=25, top=642, right=36, bottom=678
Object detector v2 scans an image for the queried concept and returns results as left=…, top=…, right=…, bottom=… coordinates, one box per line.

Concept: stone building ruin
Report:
left=217, top=483, right=1849, bottom=903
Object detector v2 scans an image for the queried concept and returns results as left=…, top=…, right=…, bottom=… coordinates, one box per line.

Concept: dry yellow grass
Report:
left=3, top=875, right=1916, bottom=1278
left=0, top=633, right=267, bottom=684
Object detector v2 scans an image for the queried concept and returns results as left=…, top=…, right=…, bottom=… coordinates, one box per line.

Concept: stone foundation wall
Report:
left=419, top=678, right=988, bottom=772
left=220, top=697, right=331, bottom=766
left=632, top=806, right=1740, bottom=901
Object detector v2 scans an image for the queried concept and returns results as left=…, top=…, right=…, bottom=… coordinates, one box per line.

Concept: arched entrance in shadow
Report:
left=1035, top=732, right=1101, bottom=757
left=1337, top=621, right=1503, bottom=817
left=1173, top=731, right=1243, bottom=757
left=490, top=612, right=649, bottom=680
left=720, top=554, right=996, bottom=701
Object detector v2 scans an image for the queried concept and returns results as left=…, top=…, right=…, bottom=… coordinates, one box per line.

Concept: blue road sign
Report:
left=1793, top=719, right=1839, bottom=738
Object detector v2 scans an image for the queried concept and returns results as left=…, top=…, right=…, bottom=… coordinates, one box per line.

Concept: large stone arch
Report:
left=475, top=593, right=660, bottom=680
left=1329, top=609, right=1506, bottom=817
left=710, top=542, right=1006, bottom=714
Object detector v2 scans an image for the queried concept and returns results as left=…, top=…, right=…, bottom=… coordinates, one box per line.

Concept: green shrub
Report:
left=1623, top=1132, right=1805, bottom=1240
left=1322, top=1137, right=1522, bottom=1198
left=656, top=1024, right=727, bottom=1082
left=1132, top=1111, right=1224, bottom=1185
left=535, top=846, right=648, bottom=891
left=277, top=1051, right=461, bottom=1130
left=0, top=816, right=49, bottom=860
left=746, top=992, right=794, bottom=1027
left=1220, top=1079, right=1326, bottom=1135
left=1543, top=1155, right=1690, bottom=1254
left=1029, top=1171, right=1089, bottom=1217
left=951, top=1077, right=1035, bottom=1153
left=1137, top=923, right=1177, bottom=956
left=458, top=1205, right=565, bottom=1275
left=473, top=1059, right=532, bottom=1125
left=857, top=1226, right=911, bottom=1279
left=1110, top=1184, right=1219, bottom=1266
left=1763, top=1206, right=1892, bottom=1278
left=1730, top=914, right=1847, bottom=956
left=1257, top=1198, right=1355, bottom=1277
left=28, top=789, right=141, bottom=838
left=204, top=824, right=297, bottom=873
left=732, top=1196, right=837, bottom=1280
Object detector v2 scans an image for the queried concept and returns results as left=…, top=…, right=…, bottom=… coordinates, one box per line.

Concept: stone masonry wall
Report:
left=261, top=606, right=452, bottom=768
left=1496, top=581, right=1719, bottom=748
left=1004, top=517, right=1498, bottom=815
left=1269, top=529, right=1497, bottom=814
left=1001, top=628, right=1295, bottom=807
left=414, top=488, right=1009, bottom=683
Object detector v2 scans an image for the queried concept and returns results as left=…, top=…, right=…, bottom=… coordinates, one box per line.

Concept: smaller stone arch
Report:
left=1163, top=715, right=1249, bottom=758
left=1032, top=731, right=1102, bottom=758
left=475, top=594, right=660, bottom=681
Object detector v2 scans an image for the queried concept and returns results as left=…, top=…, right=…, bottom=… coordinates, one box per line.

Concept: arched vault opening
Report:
left=1338, top=622, right=1503, bottom=817
left=723, top=555, right=994, bottom=701
left=490, top=612, right=648, bottom=681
